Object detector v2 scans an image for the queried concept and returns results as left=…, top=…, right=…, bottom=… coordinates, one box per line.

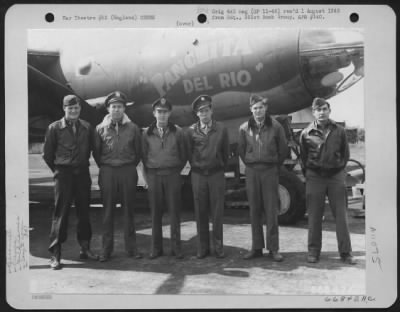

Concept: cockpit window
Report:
left=299, top=29, right=364, bottom=98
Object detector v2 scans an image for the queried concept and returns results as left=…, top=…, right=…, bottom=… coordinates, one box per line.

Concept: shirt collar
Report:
left=61, top=117, right=80, bottom=129
left=147, top=121, right=177, bottom=136
left=156, top=125, right=168, bottom=136
left=311, top=119, right=335, bottom=130
left=200, top=120, right=213, bottom=129
left=101, top=113, right=131, bottom=128
left=248, top=115, right=272, bottom=129
left=307, top=119, right=336, bottom=135
left=255, top=119, right=264, bottom=127
left=157, top=123, right=168, bottom=130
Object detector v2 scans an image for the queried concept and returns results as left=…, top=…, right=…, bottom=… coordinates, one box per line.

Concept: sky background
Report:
left=328, top=79, right=364, bottom=128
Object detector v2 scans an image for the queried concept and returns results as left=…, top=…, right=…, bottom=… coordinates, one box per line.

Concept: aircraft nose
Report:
left=299, top=29, right=364, bottom=99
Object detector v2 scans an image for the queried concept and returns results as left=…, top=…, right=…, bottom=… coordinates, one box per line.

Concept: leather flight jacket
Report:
left=186, top=120, right=230, bottom=173
left=238, top=115, right=288, bottom=166
left=299, top=119, right=349, bottom=177
left=43, top=118, right=93, bottom=172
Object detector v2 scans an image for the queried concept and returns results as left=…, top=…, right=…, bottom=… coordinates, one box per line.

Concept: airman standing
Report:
left=142, top=98, right=187, bottom=259
left=43, top=94, right=97, bottom=270
left=299, top=97, right=356, bottom=264
left=186, top=95, right=230, bottom=259
left=93, top=91, right=143, bottom=262
left=238, top=94, right=288, bottom=261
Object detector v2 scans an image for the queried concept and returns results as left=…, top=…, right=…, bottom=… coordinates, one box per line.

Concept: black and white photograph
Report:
left=27, top=26, right=366, bottom=294
left=5, top=4, right=397, bottom=310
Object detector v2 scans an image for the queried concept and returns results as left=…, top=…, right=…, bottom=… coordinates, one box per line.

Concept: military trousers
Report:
left=306, top=169, right=352, bottom=256
left=99, top=164, right=138, bottom=257
left=245, top=165, right=280, bottom=252
left=49, top=166, right=92, bottom=255
left=146, top=170, right=182, bottom=255
left=191, top=170, right=225, bottom=255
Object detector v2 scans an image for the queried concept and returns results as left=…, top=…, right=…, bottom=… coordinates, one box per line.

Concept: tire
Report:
left=277, top=168, right=306, bottom=225
left=344, top=158, right=365, bottom=185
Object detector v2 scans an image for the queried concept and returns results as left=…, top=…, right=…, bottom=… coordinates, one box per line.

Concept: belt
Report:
left=191, top=167, right=223, bottom=176
left=54, top=165, right=88, bottom=170
left=100, top=163, right=135, bottom=168
left=54, top=165, right=89, bottom=174
left=146, top=167, right=181, bottom=175
left=246, top=163, right=277, bottom=170
left=307, top=167, right=343, bottom=177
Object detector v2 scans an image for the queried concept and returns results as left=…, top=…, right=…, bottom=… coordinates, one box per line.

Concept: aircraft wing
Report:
left=28, top=50, right=104, bottom=142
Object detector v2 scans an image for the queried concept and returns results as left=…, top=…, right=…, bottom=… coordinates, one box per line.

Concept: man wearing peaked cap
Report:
left=43, top=94, right=97, bottom=270
left=191, top=95, right=212, bottom=112
left=142, top=97, right=187, bottom=259
left=93, top=90, right=143, bottom=262
left=104, top=91, right=127, bottom=107
left=152, top=97, right=172, bottom=111
left=238, top=94, right=288, bottom=262
left=299, top=97, right=355, bottom=265
left=186, top=94, right=230, bottom=259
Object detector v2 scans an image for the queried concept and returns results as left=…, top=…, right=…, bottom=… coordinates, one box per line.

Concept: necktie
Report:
left=72, top=122, right=77, bottom=135
left=158, top=127, right=164, bottom=138
left=203, top=124, right=210, bottom=134
left=112, top=121, right=120, bottom=134
left=256, top=123, right=262, bottom=141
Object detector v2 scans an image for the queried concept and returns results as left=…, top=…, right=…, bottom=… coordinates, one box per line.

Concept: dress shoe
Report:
left=175, top=253, right=184, bottom=260
left=80, top=250, right=99, bottom=260
left=149, top=251, right=163, bottom=259
left=49, top=256, right=62, bottom=270
left=98, top=255, right=110, bottom=262
left=243, top=249, right=263, bottom=260
left=270, top=251, right=283, bottom=262
left=51, top=244, right=61, bottom=260
left=79, top=252, right=88, bottom=260
left=79, top=241, right=99, bottom=260
left=128, top=251, right=143, bottom=259
left=307, top=254, right=319, bottom=263
left=171, top=251, right=184, bottom=259
left=196, top=251, right=209, bottom=259
left=341, top=253, right=357, bottom=265
left=215, top=251, right=225, bottom=259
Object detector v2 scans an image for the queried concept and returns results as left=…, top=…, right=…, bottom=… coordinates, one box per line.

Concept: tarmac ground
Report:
left=28, top=155, right=366, bottom=295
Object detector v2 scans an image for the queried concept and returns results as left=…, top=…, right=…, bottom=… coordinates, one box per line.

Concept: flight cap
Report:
left=192, top=95, right=212, bottom=112
left=312, top=97, right=330, bottom=110
left=152, top=97, right=172, bottom=111
left=249, top=94, right=268, bottom=107
left=105, top=91, right=127, bottom=108
left=63, top=95, right=81, bottom=107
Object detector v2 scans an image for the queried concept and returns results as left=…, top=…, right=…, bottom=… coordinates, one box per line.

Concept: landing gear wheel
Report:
left=277, top=168, right=306, bottom=225
left=345, top=158, right=365, bottom=186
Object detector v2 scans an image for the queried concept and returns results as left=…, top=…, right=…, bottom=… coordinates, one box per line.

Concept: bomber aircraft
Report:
left=28, top=28, right=364, bottom=223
